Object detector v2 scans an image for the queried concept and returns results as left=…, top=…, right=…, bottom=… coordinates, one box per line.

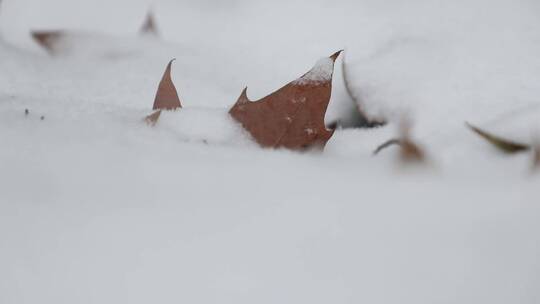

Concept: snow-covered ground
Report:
left=1, top=0, right=539, bottom=303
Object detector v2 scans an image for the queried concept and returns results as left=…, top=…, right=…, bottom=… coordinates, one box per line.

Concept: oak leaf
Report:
left=145, top=59, right=182, bottom=125
left=229, top=51, right=342, bottom=150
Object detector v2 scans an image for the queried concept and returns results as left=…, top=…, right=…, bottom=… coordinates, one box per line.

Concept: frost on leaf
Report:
left=140, top=10, right=159, bottom=36
left=32, top=31, right=64, bottom=54
left=145, top=59, right=182, bottom=126
left=466, top=122, right=530, bottom=153
left=229, top=51, right=342, bottom=150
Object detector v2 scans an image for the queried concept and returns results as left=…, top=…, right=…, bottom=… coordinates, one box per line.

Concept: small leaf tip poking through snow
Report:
left=32, top=31, right=64, bottom=54
left=145, top=110, right=162, bottom=127
left=144, top=60, right=182, bottom=126
left=152, top=59, right=182, bottom=111
left=140, top=10, right=159, bottom=37
left=466, top=122, right=531, bottom=154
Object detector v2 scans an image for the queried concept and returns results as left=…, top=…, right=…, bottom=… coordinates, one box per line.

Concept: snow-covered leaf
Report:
left=229, top=51, right=341, bottom=150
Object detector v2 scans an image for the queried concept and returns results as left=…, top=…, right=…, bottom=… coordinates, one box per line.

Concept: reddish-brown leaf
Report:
left=32, top=31, right=64, bottom=54
left=140, top=11, right=159, bottom=36
left=144, top=60, right=182, bottom=126
left=229, top=51, right=342, bottom=150
left=399, top=137, right=425, bottom=163
left=398, top=119, right=426, bottom=163
left=145, top=110, right=162, bottom=126
left=153, top=59, right=182, bottom=111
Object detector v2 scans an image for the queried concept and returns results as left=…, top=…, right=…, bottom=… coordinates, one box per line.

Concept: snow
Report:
left=294, top=57, right=335, bottom=85
left=1, top=0, right=540, bottom=304
left=344, top=0, right=540, bottom=145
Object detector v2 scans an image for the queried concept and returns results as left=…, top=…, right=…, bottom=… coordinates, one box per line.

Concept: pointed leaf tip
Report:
left=31, top=31, right=64, bottom=54
left=230, top=52, right=337, bottom=150
left=330, top=50, right=343, bottom=62
left=145, top=110, right=162, bottom=126
left=232, top=87, right=251, bottom=107
left=466, top=122, right=530, bottom=153
left=152, top=59, right=182, bottom=111
left=140, top=10, right=159, bottom=36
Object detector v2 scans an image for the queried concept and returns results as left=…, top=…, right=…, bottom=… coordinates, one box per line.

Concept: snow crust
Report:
left=1, top=1, right=540, bottom=304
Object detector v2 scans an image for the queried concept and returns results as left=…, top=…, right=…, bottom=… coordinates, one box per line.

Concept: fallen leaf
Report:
left=373, top=137, right=426, bottom=163
left=229, top=51, right=342, bottom=150
left=32, top=31, right=64, bottom=54
left=144, top=59, right=182, bottom=125
left=399, top=137, right=425, bottom=163
left=140, top=10, right=159, bottom=36
left=466, top=122, right=530, bottom=153
left=153, top=59, right=182, bottom=111
left=373, top=119, right=426, bottom=163
left=145, top=110, right=161, bottom=126
left=398, top=120, right=426, bottom=163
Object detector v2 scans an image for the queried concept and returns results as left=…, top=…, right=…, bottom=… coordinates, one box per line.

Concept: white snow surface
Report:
left=1, top=0, right=540, bottom=304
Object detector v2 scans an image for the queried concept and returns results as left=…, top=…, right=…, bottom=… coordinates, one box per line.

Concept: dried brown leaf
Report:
left=140, top=11, right=159, bottom=36
left=32, top=31, right=64, bottom=54
left=399, top=137, right=425, bottom=163
left=144, top=60, right=182, bottom=126
left=229, top=51, right=342, bottom=150
left=145, top=110, right=161, bottom=126
left=153, top=59, right=182, bottom=111
left=466, top=122, right=530, bottom=153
